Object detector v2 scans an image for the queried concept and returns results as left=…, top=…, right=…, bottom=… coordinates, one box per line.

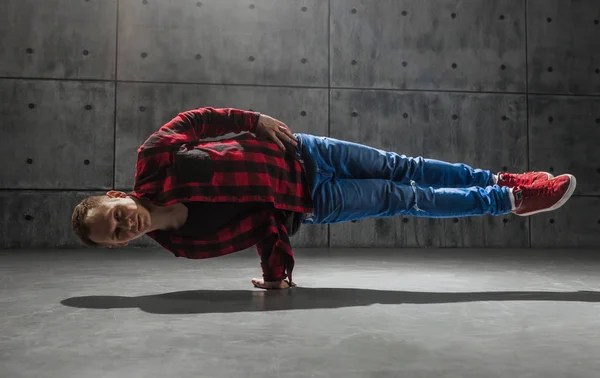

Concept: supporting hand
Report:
left=251, top=278, right=296, bottom=290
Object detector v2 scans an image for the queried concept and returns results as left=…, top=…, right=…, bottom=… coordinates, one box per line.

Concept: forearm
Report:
left=256, top=234, right=294, bottom=283
left=177, top=107, right=260, bottom=139
left=259, top=244, right=288, bottom=282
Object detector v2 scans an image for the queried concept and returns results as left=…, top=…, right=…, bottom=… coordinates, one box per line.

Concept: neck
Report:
left=148, top=203, right=188, bottom=231
left=132, top=197, right=188, bottom=232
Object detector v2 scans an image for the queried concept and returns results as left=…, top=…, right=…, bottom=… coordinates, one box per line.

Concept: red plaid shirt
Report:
left=128, top=107, right=314, bottom=282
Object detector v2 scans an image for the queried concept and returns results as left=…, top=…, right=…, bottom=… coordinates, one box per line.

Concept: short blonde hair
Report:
left=71, top=195, right=110, bottom=247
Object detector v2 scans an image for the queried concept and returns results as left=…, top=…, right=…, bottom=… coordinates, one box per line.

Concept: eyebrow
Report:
left=111, top=208, right=117, bottom=241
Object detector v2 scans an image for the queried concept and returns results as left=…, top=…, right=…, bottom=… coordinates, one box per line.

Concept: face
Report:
left=86, top=190, right=152, bottom=248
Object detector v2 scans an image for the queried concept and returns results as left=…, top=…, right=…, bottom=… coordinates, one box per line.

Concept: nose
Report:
left=119, top=216, right=135, bottom=232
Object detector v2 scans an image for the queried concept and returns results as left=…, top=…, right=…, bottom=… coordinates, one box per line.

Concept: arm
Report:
left=178, top=107, right=260, bottom=139
left=139, top=107, right=260, bottom=150
left=139, top=107, right=297, bottom=152
left=253, top=223, right=296, bottom=289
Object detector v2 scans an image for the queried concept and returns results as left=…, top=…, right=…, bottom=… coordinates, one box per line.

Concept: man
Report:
left=71, top=107, right=576, bottom=290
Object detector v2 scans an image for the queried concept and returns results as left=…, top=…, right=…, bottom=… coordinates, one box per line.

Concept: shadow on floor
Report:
left=61, top=288, right=600, bottom=314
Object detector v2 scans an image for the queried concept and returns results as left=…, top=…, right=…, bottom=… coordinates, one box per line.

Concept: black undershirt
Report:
left=174, top=202, right=270, bottom=238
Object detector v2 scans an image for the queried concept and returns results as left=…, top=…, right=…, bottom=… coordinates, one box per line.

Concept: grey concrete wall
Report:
left=1, top=0, right=598, bottom=249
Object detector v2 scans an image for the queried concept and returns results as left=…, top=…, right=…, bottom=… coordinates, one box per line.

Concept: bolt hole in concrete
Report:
left=25, top=215, right=33, bottom=221
left=26, top=158, right=33, bottom=164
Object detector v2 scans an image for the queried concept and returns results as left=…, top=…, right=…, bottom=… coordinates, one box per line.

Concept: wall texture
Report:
left=1, top=0, right=599, bottom=249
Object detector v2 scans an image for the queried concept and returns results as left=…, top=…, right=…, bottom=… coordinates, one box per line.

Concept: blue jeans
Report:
left=294, top=133, right=513, bottom=224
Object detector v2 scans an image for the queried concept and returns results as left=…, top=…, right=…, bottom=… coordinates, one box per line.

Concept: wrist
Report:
left=250, top=112, right=261, bottom=132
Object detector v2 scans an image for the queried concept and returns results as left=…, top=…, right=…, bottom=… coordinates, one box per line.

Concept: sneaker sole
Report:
left=515, top=174, right=576, bottom=217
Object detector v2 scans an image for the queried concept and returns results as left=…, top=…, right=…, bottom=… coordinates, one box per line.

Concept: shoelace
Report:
left=500, top=174, right=520, bottom=186
left=522, top=181, right=553, bottom=197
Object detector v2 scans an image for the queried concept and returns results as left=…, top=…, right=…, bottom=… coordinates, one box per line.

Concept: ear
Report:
left=106, top=190, right=127, bottom=198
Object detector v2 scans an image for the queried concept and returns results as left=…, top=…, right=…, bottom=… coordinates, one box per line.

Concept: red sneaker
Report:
left=497, top=171, right=554, bottom=188
left=512, top=174, right=576, bottom=216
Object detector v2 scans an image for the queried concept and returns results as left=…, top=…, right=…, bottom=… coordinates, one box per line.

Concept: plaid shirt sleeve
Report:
left=255, top=216, right=295, bottom=283
left=140, top=107, right=261, bottom=149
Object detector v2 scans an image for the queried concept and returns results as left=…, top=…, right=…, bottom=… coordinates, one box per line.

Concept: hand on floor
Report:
left=251, top=278, right=296, bottom=290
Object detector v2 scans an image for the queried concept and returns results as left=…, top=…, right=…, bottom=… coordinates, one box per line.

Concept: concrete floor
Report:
left=1, top=248, right=599, bottom=378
